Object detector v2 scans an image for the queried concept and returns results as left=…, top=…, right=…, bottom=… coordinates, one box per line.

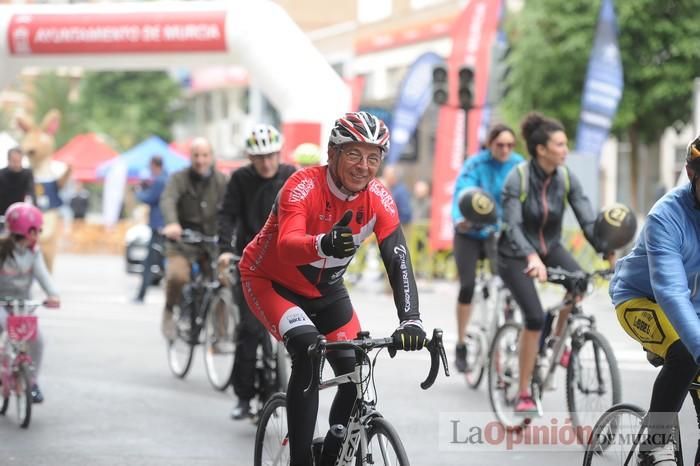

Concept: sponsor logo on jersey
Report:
left=393, top=244, right=411, bottom=314
left=368, top=181, right=396, bottom=215
left=288, top=178, right=315, bottom=203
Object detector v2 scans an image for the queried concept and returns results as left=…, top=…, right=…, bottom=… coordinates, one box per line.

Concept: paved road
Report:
left=0, top=254, right=697, bottom=465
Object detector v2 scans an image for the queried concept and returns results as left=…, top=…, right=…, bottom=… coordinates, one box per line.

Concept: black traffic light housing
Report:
left=458, top=66, right=474, bottom=110
left=432, top=65, right=448, bottom=106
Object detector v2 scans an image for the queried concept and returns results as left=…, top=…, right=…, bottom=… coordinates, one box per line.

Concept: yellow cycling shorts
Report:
left=615, top=297, right=680, bottom=359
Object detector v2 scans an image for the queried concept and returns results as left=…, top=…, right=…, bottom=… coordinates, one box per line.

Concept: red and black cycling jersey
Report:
left=240, top=165, right=420, bottom=323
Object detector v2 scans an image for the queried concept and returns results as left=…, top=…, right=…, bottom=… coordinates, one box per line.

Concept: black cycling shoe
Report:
left=31, top=384, right=44, bottom=404
left=455, top=343, right=468, bottom=373
left=230, top=399, right=252, bottom=420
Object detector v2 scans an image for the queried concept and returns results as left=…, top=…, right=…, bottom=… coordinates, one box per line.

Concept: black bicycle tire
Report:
left=566, top=329, right=622, bottom=445
left=363, top=417, right=410, bottom=466
left=167, top=303, right=195, bottom=379
left=465, top=331, right=486, bottom=389
left=487, top=322, right=528, bottom=430
left=581, top=403, right=646, bottom=466
left=254, top=392, right=288, bottom=466
left=203, top=289, right=238, bottom=391
left=18, top=365, right=31, bottom=429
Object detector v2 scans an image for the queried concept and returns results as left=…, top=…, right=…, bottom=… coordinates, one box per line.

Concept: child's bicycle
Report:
left=487, top=268, right=621, bottom=444
left=582, top=357, right=699, bottom=466
left=253, top=328, right=449, bottom=466
left=0, top=299, right=50, bottom=429
left=166, top=229, right=239, bottom=391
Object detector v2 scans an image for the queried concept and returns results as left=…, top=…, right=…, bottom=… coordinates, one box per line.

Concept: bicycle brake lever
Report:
left=420, top=329, right=447, bottom=389
left=303, top=335, right=326, bottom=397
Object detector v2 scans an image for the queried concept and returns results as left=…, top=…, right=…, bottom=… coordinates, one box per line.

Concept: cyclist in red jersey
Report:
left=240, top=111, right=425, bottom=466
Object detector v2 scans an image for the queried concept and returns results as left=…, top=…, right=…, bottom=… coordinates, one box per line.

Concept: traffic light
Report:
left=458, top=65, right=474, bottom=110
left=432, top=65, right=448, bottom=106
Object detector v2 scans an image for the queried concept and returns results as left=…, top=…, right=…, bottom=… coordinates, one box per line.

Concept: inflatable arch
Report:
left=0, top=0, right=350, bottom=159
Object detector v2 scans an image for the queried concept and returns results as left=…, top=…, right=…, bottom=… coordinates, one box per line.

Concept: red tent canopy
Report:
left=169, top=139, right=245, bottom=175
left=53, top=133, right=118, bottom=182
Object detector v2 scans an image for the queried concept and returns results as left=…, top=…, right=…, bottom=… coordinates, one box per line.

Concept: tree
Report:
left=30, top=72, right=81, bottom=148
left=77, top=71, right=184, bottom=150
left=501, top=0, right=700, bottom=210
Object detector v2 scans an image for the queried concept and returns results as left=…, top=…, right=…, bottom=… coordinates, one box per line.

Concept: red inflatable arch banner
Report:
left=0, top=0, right=350, bottom=160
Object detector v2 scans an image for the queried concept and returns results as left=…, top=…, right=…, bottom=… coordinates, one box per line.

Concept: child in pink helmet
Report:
left=0, top=202, right=60, bottom=403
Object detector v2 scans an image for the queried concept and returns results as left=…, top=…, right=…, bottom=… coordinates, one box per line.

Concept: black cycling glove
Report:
left=320, top=210, right=356, bottom=258
left=392, top=320, right=427, bottom=351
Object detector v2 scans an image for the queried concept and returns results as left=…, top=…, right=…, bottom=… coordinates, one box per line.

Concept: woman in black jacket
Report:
left=498, top=112, right=612, bottom=415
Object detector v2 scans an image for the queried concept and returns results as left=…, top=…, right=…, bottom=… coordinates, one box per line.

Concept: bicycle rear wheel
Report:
left=487, top=322, right=528, bottom=430
left=167, top=302, right=195, bottom=378
left=362, top=417, right=410, bottom=466
left=15, top=364, right=32, bottom=429
left=567, top=330, right=622, bottom=445
left=254, top=392, right=289, bottom=466
left=203, top=288, right=238, bottom=391
left=464, top=329, right=486, bottom=389
left=582, top=403, right=645, bottom=466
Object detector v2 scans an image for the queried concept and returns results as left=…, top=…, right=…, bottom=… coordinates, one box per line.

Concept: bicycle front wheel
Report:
left=567, top=330, right=622, bottom=445
left=464, top=329, right=486, bottom=389
left=203, top=288, right=238, bottom=391
left=16, top=364, right=32, bottom=429
left=487, top=322, right=528, bottom=430
left=167, top=303, right=195, bottom=378
left=582, top=403, right=645, bottom=466
left=254, top=392, right=289, bottom=466
left=361, top=417, right=410, bottom=466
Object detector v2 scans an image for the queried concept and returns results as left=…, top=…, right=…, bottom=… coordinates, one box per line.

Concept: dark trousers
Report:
left=232, top=278, right=267, bottom=400
left=136, top=228, right=164, bottom=300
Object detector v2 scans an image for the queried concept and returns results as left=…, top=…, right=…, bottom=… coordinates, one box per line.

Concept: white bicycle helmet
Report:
left=329, top=111, right=390, bottom=153
left=245, top=124, right=283, bottom=156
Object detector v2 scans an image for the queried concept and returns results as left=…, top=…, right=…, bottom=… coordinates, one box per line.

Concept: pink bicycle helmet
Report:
left=5, top=202, right=43, bottom=237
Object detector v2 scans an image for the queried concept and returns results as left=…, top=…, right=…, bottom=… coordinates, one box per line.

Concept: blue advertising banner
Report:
left=575, top=0, right=623, bottom=157
left=386, top=52, right=445, bottom=164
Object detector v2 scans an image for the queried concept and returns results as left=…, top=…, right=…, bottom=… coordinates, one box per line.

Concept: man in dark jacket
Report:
left=0, top=147, right=35, bottom=216
left=160, top=138, right=228, bottom=339
left=217, top=124, right=295, bottom=420
left=134, top=155, right=167, bottom=303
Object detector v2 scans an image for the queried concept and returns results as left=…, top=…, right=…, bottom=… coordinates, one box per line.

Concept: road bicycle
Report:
left=0, top=299, right=48, bottom=429
left=253, top=328, right=449, bottom=466
left=488, top=268, right=621, bottom=444
left=582, top=376, right=700, bottom=465
left=166, top=229, right=238, bottom=391
left=463, top=260, right=519, bottom=389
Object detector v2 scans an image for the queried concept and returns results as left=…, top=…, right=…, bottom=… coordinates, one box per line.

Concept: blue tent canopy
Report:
left=97, top=135, right=189, bottom=179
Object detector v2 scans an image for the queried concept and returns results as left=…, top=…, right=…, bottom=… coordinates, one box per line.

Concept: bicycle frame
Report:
left=535, top=300, right=592, bottom=392
left=305, top=329, right=448, bottom=465
left=317, top=361, right=378, bottom=465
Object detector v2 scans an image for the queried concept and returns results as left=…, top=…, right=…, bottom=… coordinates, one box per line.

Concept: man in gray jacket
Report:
left=159, top=138, right=227, bottom=339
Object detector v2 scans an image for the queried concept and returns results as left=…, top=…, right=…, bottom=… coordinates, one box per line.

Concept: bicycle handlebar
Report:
left=546, top=267, right=613, bottom=295
left=168, top=228, right=218, bottom=246
left=303, top=328, right=449, bottom=397
left=0, top=298, right=52, bottom=313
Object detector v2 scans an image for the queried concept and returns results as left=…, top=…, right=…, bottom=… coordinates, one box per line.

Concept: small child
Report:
left=0, top=202, right=60, bottom=403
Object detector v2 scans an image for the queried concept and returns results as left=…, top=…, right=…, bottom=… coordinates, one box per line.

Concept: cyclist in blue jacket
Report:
left=610, top=135, right=700, bottom=466
left=451, top=124, right=524, bottom=372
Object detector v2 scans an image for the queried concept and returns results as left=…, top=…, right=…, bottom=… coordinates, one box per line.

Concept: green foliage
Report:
left=30, top=72, right=81, bottom=148
left=501, top=0, right=700, bottom=144
left=77, top=71, right=184, bottom=150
